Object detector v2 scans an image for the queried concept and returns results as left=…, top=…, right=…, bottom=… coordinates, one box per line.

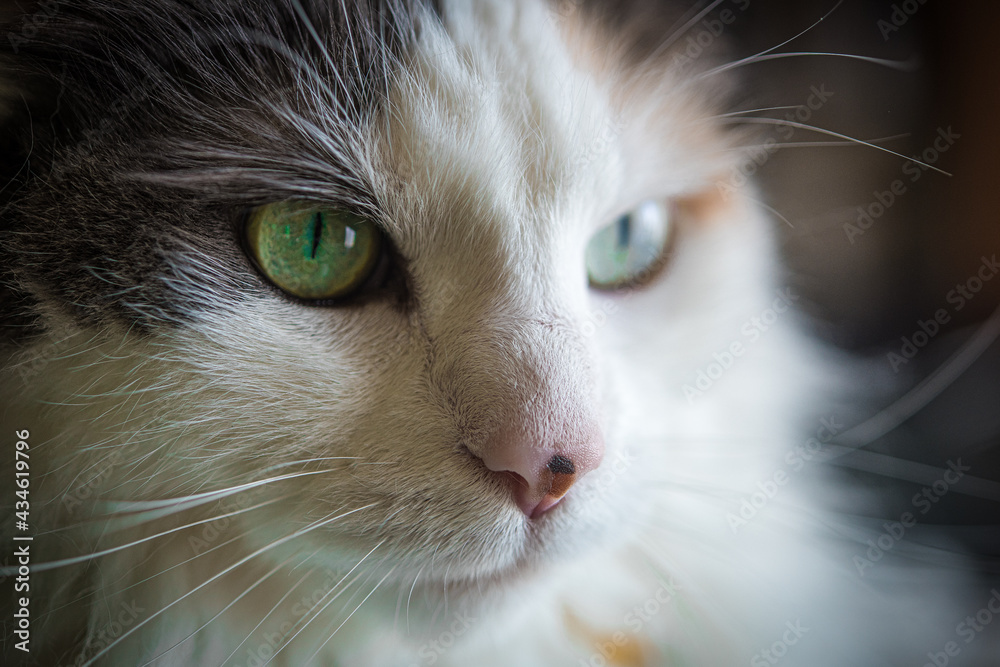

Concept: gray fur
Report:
left=1, top=0, right=439, bottom=333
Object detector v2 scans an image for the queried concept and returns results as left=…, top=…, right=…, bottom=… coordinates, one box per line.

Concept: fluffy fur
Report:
left=0, top=1, right=992, bottom=665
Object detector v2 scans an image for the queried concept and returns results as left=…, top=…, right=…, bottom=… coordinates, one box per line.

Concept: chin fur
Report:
left=1, top=1, right=994, bottom=666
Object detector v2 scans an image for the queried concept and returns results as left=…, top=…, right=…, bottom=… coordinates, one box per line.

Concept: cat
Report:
left=0, top=0, right=994, bottom=665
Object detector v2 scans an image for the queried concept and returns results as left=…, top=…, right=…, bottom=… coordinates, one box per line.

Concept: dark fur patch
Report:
left=0, top=0, right=441, bottom=338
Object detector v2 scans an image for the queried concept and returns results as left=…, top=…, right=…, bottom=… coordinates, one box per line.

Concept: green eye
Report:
left=585, top=200, right=672, bottom=290
left=245, top=202, right=383, bottom=301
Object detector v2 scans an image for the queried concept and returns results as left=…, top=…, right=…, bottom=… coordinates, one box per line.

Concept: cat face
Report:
left=1, top=2, right=817, bottom=663
left=3, top=0, right=764, bottom=580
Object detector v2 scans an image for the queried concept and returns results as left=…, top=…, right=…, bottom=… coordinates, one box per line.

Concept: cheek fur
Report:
left=0, top=1, right=986, bottom=665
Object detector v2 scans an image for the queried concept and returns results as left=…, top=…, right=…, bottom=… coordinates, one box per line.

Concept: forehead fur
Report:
left=1, top=0, right=736, bottom=337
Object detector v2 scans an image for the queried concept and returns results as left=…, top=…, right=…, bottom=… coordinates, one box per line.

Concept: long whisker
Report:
left=700, top=50, right=915, bottom=82
left=264, top=539, right=385, bottom=664
left=723, top=117, right=951, bottom=176
left=406, top=565, right=424, bottom=635
left=98, top=468, right=347, bottom=516
left=727, top=133, right=911, bottom=151
left=739, top=190, right=795, bottom=228
left=138, top=554, right=300, bottom=667
left=218, top=564, right=320, bottom=667
left=36, top=523, right=270, bottom=625
left=823, top=446, right=1000, bottom=502
left=277, top=569, right=372, bottom=663
left=79, top=504, right=377, bottom=666
left=648, top=0, right=726, bottom=61
left=7, top=497, right=284, bottom=574
left=713, top=105, right=803, bottom=118
left=699, top=0, right=846, bottom=79
left=303, top=567, right=397, bottom=666
left=261, top=457, right=365, bottom=473
left=834, top=304, right=1000, bottom=453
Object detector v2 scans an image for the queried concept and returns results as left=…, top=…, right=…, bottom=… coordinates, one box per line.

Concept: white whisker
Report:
left=741, top=191, right=795, bottom=228
left=405, top=565, right=424, bottom=635
left=698, top=0, right=847, bottom=80
left=264, top=539, right=385, bottom=664
left=78, top=504, right=377, bottom=666
left=713, top=105, right=803, bottom=118
left=835, top=303, right=1000, bottom=452
left=98, top=468, right=346, bottom=516
left=138, top=555, right=298, bottom=667
left=648, top=0, right=726, bottom=61
left=825, top=445, right=1000, bottom=503
left=724, top=116, right=952, bottom=176
left=36, top=527, right=259, bottom=625
left=728, top=133, right=911, bottom=151
left=218, top=564, right=319, bottom=667
left=11, top=497, right=283, bottom=575
left=303, top=566, right=396, bottom=666
left=701, top=50, right=916, bottom=81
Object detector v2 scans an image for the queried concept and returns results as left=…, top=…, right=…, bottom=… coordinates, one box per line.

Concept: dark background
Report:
left=729, top=0, right=1000, bottom=566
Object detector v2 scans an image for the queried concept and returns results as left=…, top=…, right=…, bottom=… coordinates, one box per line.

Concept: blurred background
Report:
left=728, top=0, right=1000, bottom=571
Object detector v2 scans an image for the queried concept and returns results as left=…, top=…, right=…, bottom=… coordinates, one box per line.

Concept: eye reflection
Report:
left=585, top=200, right=672, bottom=290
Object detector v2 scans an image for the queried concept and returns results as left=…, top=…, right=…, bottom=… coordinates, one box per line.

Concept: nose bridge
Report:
left=456, top=304, right=592, bottom=432
left=436, top=302, right=605, bottom=517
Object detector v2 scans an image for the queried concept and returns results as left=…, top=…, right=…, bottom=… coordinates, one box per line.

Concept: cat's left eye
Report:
left=585, top=200, right=672, bottom=290
left=244, top=202, right=384, bottom=302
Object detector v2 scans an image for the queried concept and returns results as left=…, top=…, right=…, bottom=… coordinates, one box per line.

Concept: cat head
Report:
left=1, top=0, right=783, bottom=588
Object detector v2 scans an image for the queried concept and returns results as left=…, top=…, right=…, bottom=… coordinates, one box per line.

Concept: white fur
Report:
left=2, top=1, right=990, bottom=665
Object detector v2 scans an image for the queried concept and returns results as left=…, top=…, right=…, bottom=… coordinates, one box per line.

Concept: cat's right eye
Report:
left=244, top=202, right=384, bottom=302
left=585, top=199, right=672, bottom=290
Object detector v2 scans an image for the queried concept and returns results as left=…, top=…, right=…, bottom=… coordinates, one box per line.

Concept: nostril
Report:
left=472, top=424, right=604, bottom=518
left=544, top=454, right=577, bottom=506
left=546, top=455, right=575, bottom=475
left=499, top=469, right=529, bottom=490
left=482, top=454, right=583, bottom=519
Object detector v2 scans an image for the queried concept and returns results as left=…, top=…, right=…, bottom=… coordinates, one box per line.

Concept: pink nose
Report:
left=478, top=426, right=604, bottom=518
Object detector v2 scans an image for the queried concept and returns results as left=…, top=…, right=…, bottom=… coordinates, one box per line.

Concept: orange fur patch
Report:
left=564, top=607, right=657, bottom=666
left=676, top=181, right=747, bottom=227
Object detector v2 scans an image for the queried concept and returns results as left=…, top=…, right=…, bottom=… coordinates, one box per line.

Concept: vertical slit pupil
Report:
left=616, top=214, right=631, bottom=249
left=309, top=211, right=323, bottom=259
